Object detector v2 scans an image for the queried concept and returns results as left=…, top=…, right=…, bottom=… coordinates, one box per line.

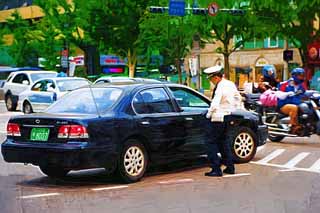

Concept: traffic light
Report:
left=228, top=9, right=246, bottom=16
left=149, top=6, right=167, bottom=13
left=192, top=8, right=208, bottom=15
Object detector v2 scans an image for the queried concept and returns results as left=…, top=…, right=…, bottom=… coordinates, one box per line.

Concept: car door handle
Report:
left=141, top=121, right=150, bottom=125
left=185, top=117, right=193, bottom=121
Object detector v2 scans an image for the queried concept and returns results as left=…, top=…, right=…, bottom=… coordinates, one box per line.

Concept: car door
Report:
left=28, top=80, right=56, bottom=112
left=10, top=73, right=31, bottom=96
left=168, top=86, right=211, bottom=154
left=132, top=87, right=186, bottom=157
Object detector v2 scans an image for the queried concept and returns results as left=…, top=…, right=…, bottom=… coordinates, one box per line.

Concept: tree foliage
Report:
left=196, top=0, right=264, bottom=79
left=252, top=0, right=320, bottom=64
left=137, top=4, right=203, bottom=83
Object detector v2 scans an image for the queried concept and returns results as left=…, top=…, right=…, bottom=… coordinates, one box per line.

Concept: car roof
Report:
left=11, top=70, right=57, bottom=75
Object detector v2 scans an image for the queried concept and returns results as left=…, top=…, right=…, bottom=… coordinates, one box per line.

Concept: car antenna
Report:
left=88, top=83, right=101, bottom=118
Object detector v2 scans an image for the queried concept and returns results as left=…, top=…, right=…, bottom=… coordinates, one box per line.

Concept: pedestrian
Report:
left=204, top=65, right=243, bottom=177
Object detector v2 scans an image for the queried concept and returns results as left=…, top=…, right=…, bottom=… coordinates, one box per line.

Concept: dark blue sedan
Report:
left=1, top=82, right=267, bottom=183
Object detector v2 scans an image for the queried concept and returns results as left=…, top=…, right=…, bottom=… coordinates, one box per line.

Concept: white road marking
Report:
left=91, top=185, right=129, bottom=191
left=223, top=173, right=251, bottom=178
left=159, top=178, right=194, bottom=185
left=278, top=168, right=297, bottom=172
left=282, top=152, right=310, bottom=168
left=256, top=149, right=285, bottom=164
left=309, top=158, right=320, bottom=172
left=251, top=161, right=320, bottom=174
left=257, top=146, right=265, bottom=153
left=19, top=193, right=60, bottom=199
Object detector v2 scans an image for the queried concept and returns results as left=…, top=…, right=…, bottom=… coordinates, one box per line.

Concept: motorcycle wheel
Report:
left=268, top=134, right=285, bottom=142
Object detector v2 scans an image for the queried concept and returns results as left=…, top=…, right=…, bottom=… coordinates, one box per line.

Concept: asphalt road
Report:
left=1, top=101, right=320, bottom=213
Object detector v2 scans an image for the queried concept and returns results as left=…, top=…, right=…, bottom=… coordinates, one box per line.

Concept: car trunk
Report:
left=8, top=113, right=96, bottom=144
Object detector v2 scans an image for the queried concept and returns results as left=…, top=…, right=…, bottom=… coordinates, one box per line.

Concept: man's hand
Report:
left=206, top=112, right=211, bottom=119
left=287, top=91, right=295, bottom=97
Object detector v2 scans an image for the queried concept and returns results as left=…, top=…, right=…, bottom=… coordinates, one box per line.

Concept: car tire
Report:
left=39, top=166, right=70, bottom=178
left=23, top=101, right=33, bottom=114
left=5, top=94, right=17, bottom=111
left=227, top=126, right=257, bottom=163
left=118, top=139, right=148, bottom=183
left=268, top=134, right=285, bottom=142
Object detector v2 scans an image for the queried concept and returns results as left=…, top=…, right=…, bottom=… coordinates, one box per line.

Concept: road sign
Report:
left=208, top=2, right=219, bottom=16
left=169, top=0, right=185, bottom=17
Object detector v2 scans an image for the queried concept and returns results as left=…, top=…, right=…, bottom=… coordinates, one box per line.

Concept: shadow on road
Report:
left=16, top=157, right=209, bottom=189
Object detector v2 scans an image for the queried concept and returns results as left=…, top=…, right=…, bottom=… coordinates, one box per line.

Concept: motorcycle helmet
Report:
left=291, top=67, right=305, bottom=84
left=262, top=65, right=276, bottom=78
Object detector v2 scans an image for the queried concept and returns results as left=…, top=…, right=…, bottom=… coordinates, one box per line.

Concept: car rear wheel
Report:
left=5, top=95, right=17, bottom=111
left=23, top=101, right=33, bottom=114
left=39, top=166, right=70, bottom=178
left=227, top=126, right=257, bottom=163
left=118, top=139, right=148, bottom=183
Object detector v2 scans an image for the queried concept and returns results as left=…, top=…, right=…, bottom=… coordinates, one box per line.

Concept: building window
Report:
left=268, top=37, right=279, bottom=48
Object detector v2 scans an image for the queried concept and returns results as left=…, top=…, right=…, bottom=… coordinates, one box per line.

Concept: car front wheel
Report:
left=39, top=166, right=70, bottom=178
left=23, top=101, right=33, bottom=114
left=227, top=126, right=257, bottom=163
left=118, top=139, right=148, bottom=183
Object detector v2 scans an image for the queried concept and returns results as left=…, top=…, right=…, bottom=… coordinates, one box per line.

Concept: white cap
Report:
left=204, top=65, right=223, bottom=78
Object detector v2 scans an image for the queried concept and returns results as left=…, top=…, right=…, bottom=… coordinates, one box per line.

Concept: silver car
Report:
left=18, top=77, right=91, bottom=114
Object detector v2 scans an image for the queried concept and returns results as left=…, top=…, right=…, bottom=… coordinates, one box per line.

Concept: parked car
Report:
left=1, top=82, right=268, bottom=183
left=3, top=70, right=57, bottom=111
left=0, top=67, right=43, bottom=101
left=18, top=77, right=91, bottom=114
left=94, top=76, right=161, bottom=84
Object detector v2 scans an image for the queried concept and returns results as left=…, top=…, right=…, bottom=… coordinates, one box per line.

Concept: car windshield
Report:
left=30, top=73, right=57, bottom=82
left=46, top=87, right=123, bottom=114
left=56, top=79, right=90, bottom=92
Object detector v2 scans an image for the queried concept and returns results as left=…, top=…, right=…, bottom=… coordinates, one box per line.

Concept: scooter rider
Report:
left=258, top=65, right=279, bottom=93
left=278, top=68, right=306, bottom=134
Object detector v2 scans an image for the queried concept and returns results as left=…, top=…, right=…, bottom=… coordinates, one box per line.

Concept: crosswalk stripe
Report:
left=282, top=152, right=310, bottom=168
left=309, top=159, right=320, bottom=171
left=256, top=149, right=286, bottom=164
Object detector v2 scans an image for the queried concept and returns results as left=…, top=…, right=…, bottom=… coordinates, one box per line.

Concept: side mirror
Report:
left=22, top=80, right=29, bottom=85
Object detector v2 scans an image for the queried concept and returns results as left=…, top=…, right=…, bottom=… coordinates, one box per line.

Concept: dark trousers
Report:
left=205, top=122, right=234, bottom=170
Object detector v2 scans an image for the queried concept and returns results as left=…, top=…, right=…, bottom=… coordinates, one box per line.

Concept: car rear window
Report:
left=56, top=79, right=90, bottom=92
left=46, top=87, right=123, bottom=114
left=30, top=72, right=57, bottom=82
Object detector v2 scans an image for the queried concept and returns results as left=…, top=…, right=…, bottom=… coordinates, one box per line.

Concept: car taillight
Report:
left=58, top=125, right=89, bottom=139
left=7, top=123, right=21, bottom=136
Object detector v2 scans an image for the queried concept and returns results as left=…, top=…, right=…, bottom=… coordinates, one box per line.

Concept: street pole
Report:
left=283, top=40, right=289, bottom=81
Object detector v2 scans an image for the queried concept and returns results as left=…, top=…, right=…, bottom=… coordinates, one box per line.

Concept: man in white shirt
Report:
left=204, top=65, right=242, bottom=177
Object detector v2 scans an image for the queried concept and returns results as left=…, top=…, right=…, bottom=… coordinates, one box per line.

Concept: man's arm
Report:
left=207, top=86, right=223, bottom=118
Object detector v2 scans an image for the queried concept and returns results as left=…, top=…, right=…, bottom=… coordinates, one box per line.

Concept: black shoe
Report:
left=223, top=166, right=235, bottom=174
left=205, top=169, right=223, bottom=177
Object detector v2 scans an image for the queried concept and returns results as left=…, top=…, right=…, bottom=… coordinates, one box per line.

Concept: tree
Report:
left=196, top=0, right=264, bottom=79
left=3, top=11, right=40, bottom=67
left=251, top=0, right=320, bottom=65
left=137, top=1, right=204, bottom=83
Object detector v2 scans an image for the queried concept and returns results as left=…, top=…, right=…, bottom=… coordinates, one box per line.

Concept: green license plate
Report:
left=30, top=128, right=50, bottom=141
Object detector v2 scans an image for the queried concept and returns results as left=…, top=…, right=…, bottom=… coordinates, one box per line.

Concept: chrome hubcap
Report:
left=234, top=133, right=254, bottom=159
left=24, top=104, right=31, bottom=113
left=124, top=146, right=144, bottom=177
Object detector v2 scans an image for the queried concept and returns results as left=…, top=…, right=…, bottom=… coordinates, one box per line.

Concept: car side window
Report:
left=169, top=87, right=209, bottom=108
left=133, top=88, right=175, bottom=114
left=31, top=80, right=44, bottom=91
left=12, top=74, right=29, bottom=84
